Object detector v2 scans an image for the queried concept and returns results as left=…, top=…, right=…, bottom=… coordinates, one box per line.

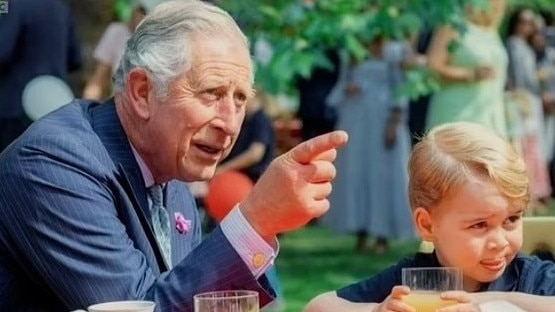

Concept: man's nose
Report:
left=213, top=96, right=242, bottom=135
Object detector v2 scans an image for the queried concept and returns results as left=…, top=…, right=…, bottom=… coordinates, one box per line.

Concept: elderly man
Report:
left=0, top=1, right=348, bottom=311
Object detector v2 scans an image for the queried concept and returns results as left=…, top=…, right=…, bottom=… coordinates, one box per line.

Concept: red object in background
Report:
left=205, top=170, right=254, bottom=222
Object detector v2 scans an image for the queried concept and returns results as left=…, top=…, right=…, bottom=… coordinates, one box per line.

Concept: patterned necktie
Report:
left=147, top=184, right=172, bottom=268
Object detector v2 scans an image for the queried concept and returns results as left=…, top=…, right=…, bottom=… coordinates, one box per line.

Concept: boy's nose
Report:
left=487, top=229, right=509, bottom=250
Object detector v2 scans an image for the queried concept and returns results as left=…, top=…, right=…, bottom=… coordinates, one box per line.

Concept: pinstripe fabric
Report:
left=0, top=99, right=273, bottom=311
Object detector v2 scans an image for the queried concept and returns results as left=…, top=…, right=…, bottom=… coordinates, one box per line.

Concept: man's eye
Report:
left=236, top=93, right=246, bottom=102
left=206, top=88, right=219, bottom=95
left=506, top=215, right=521, bottom=224
left=202, top=89, right=220, bottom=100
left=235, top=93, right=247, bottom=105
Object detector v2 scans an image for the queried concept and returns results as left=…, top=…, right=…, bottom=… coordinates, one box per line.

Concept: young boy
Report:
left=305, top=122, right=555, bottom=312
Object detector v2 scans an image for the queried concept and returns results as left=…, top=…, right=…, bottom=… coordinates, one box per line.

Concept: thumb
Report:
left=390, top=285, right=410, bottom=299
left=288, top=130, right=348, bottom=164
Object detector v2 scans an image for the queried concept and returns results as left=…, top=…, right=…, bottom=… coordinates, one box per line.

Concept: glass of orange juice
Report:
left=402, top=267, right=462, bottom=312
left=194, top=290, right=259, bottom=312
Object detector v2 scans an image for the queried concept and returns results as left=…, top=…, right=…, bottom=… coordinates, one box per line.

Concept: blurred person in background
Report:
left=405, top=28, right=434, bottom=146
left=324, top=36, right=415, bottom=254
left=295, top=49, right=340, bottom=143
left=539, top=10, right=555, bottom=50
left=82, top=0, right=162, bottom=100
left=507, top=7, right=541, bottom=97
left=531, top=14, right=555, bottom=201
left=0, top=0, right=82, bottom=151
left=507, top=7, right=552, bottom=212
left=426, top=0, right=508, bottom=138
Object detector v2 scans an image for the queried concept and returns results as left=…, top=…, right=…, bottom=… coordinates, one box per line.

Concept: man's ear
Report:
left=126, top=68, right=152, bottom=120
left=414, top=207, right=435, bottom=242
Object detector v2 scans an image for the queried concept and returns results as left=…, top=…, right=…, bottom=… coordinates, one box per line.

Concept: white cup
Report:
left=86, top=300, right=155, bottom=312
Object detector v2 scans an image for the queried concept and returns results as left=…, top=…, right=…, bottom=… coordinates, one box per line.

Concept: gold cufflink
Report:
left=252, top=253, right=265, bottom=268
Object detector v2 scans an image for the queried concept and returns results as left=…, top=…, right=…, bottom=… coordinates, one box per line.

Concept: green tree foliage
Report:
left=221, top=0, right=555, bottom=98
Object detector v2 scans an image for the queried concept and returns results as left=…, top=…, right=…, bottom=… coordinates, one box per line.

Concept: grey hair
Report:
left=113, top=0, right=251, bottom=98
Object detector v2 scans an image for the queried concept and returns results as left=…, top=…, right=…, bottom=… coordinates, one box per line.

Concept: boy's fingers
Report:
left=390, top=285, right=411, bottom=299
left=440, top=291, right=472, bottom=303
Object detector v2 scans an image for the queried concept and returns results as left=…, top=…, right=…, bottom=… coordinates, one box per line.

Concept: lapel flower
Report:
left=174, top=212, right=191, bottom=234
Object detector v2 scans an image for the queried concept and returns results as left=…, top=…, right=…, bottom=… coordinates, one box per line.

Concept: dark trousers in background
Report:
left=0, top=116, right=32, bottom=152
left=408, top=95, right=431, bottom=147
left=301, top=117, right=336, bottom=142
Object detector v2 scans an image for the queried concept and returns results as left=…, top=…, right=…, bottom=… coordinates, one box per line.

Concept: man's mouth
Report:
left=196, top=143, right=221, bottom=155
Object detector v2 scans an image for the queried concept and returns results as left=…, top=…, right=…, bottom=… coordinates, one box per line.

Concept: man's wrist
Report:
left=221, top=206, right=278, bottom=278
left=239, top=199, right=274, bottom=241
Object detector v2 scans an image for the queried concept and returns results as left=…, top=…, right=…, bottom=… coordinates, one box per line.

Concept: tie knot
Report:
left=148, top=184, right=164, bottom=207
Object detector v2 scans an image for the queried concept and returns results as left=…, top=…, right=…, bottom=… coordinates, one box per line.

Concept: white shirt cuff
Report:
left=220, top=205, right=278, bottom=279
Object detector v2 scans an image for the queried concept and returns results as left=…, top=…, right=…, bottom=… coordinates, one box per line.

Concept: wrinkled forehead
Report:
left=189, top=31, right=254, bottom=78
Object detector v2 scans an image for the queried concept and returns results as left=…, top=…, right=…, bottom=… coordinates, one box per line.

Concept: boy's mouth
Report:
left=480, top=259, right=505, bottom=271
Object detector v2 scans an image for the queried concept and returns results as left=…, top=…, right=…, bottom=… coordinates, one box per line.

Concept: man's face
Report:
left=417, top=179, right=524, bottom=291
left=144, top=33, right=253, bottom=182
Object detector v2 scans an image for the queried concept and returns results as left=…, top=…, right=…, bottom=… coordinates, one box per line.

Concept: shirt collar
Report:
left=130, top=144, right=155, bottom=188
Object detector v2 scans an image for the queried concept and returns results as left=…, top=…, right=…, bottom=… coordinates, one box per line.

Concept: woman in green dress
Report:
left=426, top=0, right=508, bottom=138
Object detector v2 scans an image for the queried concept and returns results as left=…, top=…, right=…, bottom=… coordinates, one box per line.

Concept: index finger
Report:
left=288, top=130, right=348, bottom=164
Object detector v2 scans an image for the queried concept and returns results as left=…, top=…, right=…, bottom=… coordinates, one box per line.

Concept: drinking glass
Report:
left=402, top=267, right=463, bottom=312
left=194, top=290, right=259, bottom=312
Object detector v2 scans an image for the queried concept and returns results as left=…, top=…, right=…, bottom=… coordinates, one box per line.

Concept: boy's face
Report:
left=414, top=178, right=524, bottom=291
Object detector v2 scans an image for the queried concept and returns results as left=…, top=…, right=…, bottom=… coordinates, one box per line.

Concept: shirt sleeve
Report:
left=336, top=261, right=405, bottom=303
left=93, top=23, right=124, bottom=66
left=520, top=256, right=555, bottom=295
left=220, top=205, right=278, bottom=279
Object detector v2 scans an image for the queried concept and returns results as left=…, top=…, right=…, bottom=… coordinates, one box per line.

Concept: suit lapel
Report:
left=166, top=181, right=197, bottom=264
left=90, top=99, right=168, bottom=272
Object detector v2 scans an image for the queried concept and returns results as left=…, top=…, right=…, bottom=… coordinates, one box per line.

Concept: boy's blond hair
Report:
left=409, top=122, right=530, bottom=211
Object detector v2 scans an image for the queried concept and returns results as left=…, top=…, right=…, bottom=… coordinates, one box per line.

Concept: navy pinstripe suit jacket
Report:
left=0, top=99, right=272, bottom=311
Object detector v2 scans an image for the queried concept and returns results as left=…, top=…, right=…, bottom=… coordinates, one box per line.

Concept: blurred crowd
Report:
left=304, top=2, right=555, bottom=254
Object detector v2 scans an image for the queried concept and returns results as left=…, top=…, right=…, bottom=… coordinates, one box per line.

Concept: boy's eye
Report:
left=470, top=221, right=488, bottom=229
left=505, top=215, right=522, bottom=224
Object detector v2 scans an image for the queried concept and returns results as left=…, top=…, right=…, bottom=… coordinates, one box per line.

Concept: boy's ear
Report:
left=414, top=207, right=435, bottom=241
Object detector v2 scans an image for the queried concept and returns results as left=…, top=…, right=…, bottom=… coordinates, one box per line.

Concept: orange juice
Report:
left=403, top=291, right=457, bottom=312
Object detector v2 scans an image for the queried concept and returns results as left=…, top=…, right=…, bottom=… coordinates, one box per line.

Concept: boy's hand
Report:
left=436, top=291, right=479, bottom=312
left=375, top=286, right=415, bottom=312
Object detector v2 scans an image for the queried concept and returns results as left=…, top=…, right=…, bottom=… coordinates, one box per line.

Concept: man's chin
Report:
left=179, top=166, right=216, bottom=182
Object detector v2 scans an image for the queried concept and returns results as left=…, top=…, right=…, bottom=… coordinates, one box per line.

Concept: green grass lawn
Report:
left=275, top=226, right=421, bottom=311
